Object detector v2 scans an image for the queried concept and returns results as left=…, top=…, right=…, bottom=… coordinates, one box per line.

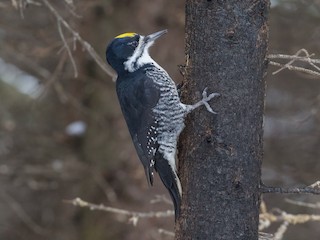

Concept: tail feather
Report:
left=144, top=165, right=154, bottom=186
left=154, top=154, right=181, bottom=221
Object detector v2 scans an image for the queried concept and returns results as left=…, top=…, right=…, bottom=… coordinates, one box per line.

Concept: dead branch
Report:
left=285, top=198, right=320, bottom=209
left=268, top=61, right=320, bottom=77
left=260, top=199, right=320, bottom=240
left=150, top=195, right=173, bottom=205
left=10, top=0, right=41, bottom=18
left=273, top=221, right=289, bottom=240
left=65, top=198, right=174, bottom=226
left=158, top=228, right=175, bottom=237
left=260, top=210, right=320, bottom=226
left=259, top=232, right=274, bottom=240
left=41, top=0, right=116, bottom=80
left=268, top=53, right=320, bottom=65
left=268, top=49, right=320, bottom=77
left=0, top=190, right=48, bottom=235
left=67, top=197, right=320, bottom=240
left=57, top=20, right=78, bottom=77
left=260, top=181, right=320, bottom=194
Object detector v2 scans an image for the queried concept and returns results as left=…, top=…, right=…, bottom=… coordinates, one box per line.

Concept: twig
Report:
left=41, top=0, right=116, bottom=80
left=271, top=49, right=306, bottom=75
left=150, top=195, right=173, bottom=205
left=269, top=49, right=314, bottom=74
left=0, top=190, right=48, bottom=235
left=65, top=198, right=174, bottom=226
left=268, top=53, right=320, bottom=65
left=280, top=212, right=320, bottom=224
left=285, top=198, right=320, bottom=209
left=268, top=49, right=320, bottom=77
left=63, top=0, right=81, bottom=19
left=269, top=61, right=320, bottom=77
left=91, top=168, right=118, bottom=202
left=11, top=0, right=41, bottom=17
left=260, top=208, right=320, bottom=226
left=259, top=232, right=274, bottom=240
left=259, top=197, right=320, bottom=240
left=261, top=184, right=320, bottom=194
left=260, top=205, right=320, bottom=239
left=273, top=221, right=289, bottom=240
left=39, top=52, right=68, bottom=100
left=57, top=20, right=78, bottom=77
left=11, top=0, right=18, bottom=8
left=158, top=228, right=175, bottom=237
left=260, top=181, right=320, bottom=194
left=64, top=0, right=74, bottom=5
left=310, top=181, right=320, bottom=188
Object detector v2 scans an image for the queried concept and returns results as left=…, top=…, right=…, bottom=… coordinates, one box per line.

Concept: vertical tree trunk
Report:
left=176, top=1, right=269, bottom=239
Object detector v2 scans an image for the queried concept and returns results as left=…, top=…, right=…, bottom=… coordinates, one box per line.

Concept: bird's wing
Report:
left=116, top=74, right=160, bottom=186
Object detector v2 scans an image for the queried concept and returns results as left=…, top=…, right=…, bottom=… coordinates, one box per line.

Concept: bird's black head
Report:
left=106, top=30, right=167, bottom=75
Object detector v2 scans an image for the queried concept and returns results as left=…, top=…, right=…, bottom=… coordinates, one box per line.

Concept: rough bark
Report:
left=176, top=1, right=269, bottom=239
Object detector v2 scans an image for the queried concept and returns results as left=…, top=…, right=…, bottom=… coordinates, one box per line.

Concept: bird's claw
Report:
left=201, top=88, right=220, bottom=114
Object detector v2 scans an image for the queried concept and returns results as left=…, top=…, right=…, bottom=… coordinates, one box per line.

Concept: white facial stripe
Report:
left=124, top=36, right=144, bottom=72
left=124, top=36, right=162, bottom=72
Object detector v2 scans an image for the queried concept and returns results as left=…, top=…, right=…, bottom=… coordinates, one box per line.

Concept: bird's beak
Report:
left=144, top=29, right=168, bottom=44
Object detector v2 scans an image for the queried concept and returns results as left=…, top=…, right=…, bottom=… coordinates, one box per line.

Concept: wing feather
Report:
left=116, top=73, right=160, bottom=185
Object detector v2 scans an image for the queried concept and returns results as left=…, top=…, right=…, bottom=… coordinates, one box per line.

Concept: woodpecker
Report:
left=106, top=30, right=219, bottom=220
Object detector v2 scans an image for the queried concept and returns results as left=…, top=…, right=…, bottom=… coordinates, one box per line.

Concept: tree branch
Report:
left=285, top=198, right=320, bottom=209
left=150, top=195, right=173, bottom=205
left=259, top=232, right=274, bottom=240
left=268, top=53, right=320, bottom=64
left=158, top=228, right=175, bottom=237
left=267, top=49, right=320, bottom=77
left=260, top=181, right=320, bottom=194
left=0, top=190, right=48, bottom=235
left=65, top=198, right=174, bottom=226
left=41, top=0, right=116, bottom=80
left=57, top=20, right=78, bottom=77
left=260, top=210, right=320, bottom=225
left=273, top=221, right=289, bottom=240
left=259, top=200, right=320, bottom=240
left=268, top=61, right=320, bottom=77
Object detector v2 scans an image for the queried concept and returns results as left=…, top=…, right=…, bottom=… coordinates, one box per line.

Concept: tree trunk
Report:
left=176, top=1, right=269, bottom=239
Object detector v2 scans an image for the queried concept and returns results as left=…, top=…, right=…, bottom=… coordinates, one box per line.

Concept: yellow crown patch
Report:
left=115, top=32, right=137, bottom=39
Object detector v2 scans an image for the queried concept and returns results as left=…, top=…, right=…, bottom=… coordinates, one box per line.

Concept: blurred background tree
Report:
left=0, top=0, right=319, bottom=240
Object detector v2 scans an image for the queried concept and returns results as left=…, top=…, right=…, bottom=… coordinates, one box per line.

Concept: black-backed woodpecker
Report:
left=106, top=30, right=219, bottom=220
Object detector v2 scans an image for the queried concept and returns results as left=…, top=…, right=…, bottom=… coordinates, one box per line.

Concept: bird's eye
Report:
left=128, top=41, right=138, bottom=48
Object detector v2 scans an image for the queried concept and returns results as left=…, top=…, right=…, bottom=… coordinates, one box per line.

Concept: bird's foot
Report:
left=200, top=87, right=220, bottom=114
